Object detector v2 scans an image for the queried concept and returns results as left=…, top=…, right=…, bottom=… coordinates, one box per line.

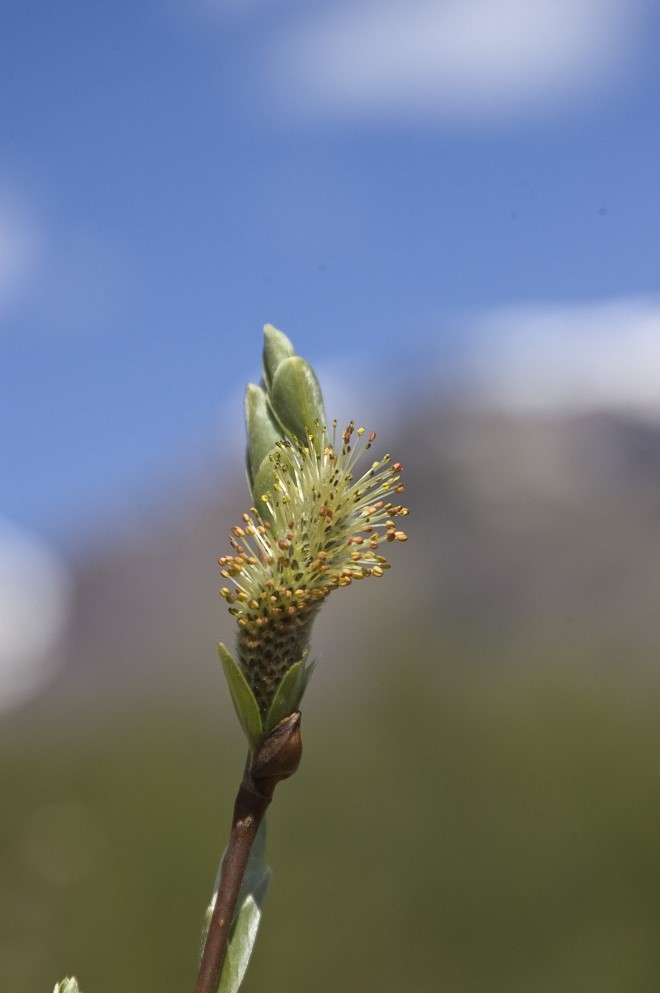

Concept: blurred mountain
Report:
left=410, top=406, right=660, bottom=662
left=4, top=402, right=660, bottom=993
left=27, top=402, right=659, bottom=720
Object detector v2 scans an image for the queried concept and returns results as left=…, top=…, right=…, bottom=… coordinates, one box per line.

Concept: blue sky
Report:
left=2, top=0, right=660, bottom=545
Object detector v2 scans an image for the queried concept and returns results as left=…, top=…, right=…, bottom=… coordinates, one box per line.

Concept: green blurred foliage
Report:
left=1, top=632, right=659, bottom=993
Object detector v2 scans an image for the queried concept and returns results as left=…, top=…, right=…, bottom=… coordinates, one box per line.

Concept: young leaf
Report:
left=264, top=656, right=307, bottom=733
left=220, top=821, right=271, bottom=993
left=270, top=356, right=326, bottom=452
left=250, top=450, right=278, bottom=520
left=201, top=820, right=272, bottom=993
left=53, top=981, right=81, bottom=993
left=262, top=324, right=295, bottom=390
left=218, top=644, right=263, bottom=751
left=244, top=383, right=282, bottom=492
left=300, top=654, right=317, bottom=695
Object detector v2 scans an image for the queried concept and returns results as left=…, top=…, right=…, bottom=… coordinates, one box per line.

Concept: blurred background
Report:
left=2, top=1, right=660, bottom=991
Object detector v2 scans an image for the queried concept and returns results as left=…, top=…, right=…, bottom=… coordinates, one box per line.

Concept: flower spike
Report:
left=219, top=327, right=409, bottom=728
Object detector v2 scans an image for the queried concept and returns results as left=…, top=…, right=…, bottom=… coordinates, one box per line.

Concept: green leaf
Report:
left=218, top=644, right=263, bottom=751
left=250, top=456, right=277, bottom=523
left=270, top=356, right=326, bottom=452
left=53, top=980, right=81, bottom=993
left=262, top=324, right=294, bottom=391
left=201, top=819, right=271, bottom=993
left=300, top=654, right=318, bottom=695
left=244, top=383, right=282, bottom=492
left=264, top=655, right=308, bottom=733
left=221, top=819, right=271, bottom=993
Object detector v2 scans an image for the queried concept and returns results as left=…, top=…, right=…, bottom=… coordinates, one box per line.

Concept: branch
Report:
left=194, top=712, right=303, bottom=993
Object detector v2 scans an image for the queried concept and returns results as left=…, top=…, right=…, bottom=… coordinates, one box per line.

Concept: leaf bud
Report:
left=270, top=356, right=326, bottom=453
left=262, top=323, right=295, bottom=390
left=244, top=383, right=282, bottom=492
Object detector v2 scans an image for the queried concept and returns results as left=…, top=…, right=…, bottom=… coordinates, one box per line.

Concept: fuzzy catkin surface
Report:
left=237, top=604, right=320, bottom=712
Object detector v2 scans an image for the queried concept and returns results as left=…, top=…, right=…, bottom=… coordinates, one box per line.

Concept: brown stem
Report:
left=194, top=712, right=303, bottom=993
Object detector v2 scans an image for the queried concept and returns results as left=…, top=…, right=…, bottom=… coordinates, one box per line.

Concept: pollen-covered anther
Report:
left=394, top=531, right=408, bottom=541
left=342, top=424, right=355, bottom=445
left=221, top=401, right=410, bottom=708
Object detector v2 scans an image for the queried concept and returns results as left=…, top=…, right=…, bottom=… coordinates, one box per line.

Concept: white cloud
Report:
left=0, top=519, right=73, bottom=713
left=0, top=185, right=42, bottom=323
left=0, top=178, right=122, bottom=336
left=265, top=0, right=653, bottom=121
left=461, top=296, right=660, bottom=416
